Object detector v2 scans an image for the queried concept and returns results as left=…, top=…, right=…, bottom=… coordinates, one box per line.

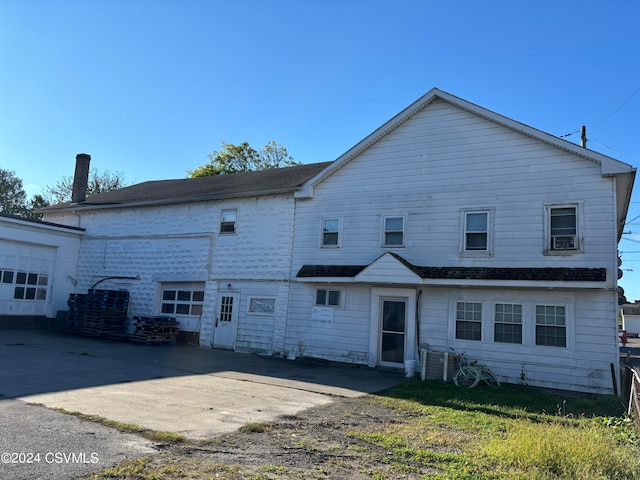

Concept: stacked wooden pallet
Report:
left=66, top=289, right=130, bottom=340
left=129, top=316, right=179, bottom=345
left=67, top=293, right=87, bottom=335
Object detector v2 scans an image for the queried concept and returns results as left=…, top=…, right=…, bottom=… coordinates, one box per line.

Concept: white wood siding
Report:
left=292, top=100, right=616, bottom=277
left=288, top=100, right=620, bottom=393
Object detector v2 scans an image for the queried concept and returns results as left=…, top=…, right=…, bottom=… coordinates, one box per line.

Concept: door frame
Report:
left=213, top=291, right=239, bottom=350
left=369, top=287, right=417, bottom=368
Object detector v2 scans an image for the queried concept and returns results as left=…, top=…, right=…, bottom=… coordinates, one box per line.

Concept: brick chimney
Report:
left=71, top=153, right=91, bottom=203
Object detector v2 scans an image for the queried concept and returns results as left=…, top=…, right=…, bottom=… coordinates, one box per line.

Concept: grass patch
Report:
left=52, top=408, right=186, bottom=444
left=357, top=379, right=640, bottom=479
left=238, top=421, right=272, bottom=433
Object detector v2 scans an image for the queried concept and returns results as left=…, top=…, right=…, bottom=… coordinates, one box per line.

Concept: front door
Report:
left=213, top=292, right=238, bottom=350
left=380, top=297, right=407, bottom=366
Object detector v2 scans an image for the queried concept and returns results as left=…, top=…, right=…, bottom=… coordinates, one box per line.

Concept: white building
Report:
left=38, top=88, right=635, bottom=394
left=0, top=213, right=83, bottom=325
left=285, top=89, right=635, bottom=394
left=42, top=162, right=329, bottom=349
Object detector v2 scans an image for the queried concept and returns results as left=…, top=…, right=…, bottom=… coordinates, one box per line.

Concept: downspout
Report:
left=612, top=175, right=622, bottom=396
left=281, top=196, right=298, bottom=357
left=416, top=288, right=423, bottom=374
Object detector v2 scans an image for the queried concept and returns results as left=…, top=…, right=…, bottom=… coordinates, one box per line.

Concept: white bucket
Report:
left=404, top=359, right=416, bottom=378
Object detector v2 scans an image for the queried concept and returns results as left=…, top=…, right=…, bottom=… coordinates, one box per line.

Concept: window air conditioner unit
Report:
left=552, top=235, right=576, bottom=250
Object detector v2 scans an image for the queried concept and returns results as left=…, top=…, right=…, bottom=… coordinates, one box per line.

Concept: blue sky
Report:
left=1, top=0, right=640, bottom=300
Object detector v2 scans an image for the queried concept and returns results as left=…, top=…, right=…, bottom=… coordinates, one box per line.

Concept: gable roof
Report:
left=296, top=88, right=636, bottom=239
left=41, top=162, right=332, bottom=213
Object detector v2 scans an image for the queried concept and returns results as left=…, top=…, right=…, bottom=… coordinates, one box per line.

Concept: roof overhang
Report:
left=296, top=252, right=608, bottom=289
left=0, top=213, right=85, bottom=236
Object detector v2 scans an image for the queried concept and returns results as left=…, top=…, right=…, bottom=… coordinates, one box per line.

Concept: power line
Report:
left=593, top=86, right=640, bottom=131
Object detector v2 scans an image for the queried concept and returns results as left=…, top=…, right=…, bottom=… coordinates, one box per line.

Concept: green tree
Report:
left=188, top=141, right=299, bottom=178
left=0, top=168, right=28, bottom=216
left=44, top=169, right=129, bottom=204
left=26, top=194, right=50, bottom=220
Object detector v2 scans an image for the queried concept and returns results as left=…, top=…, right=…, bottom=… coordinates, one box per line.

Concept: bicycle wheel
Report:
left=453, top=366, right=481, bottom=388
left=480, top=368, right=500, bottom=388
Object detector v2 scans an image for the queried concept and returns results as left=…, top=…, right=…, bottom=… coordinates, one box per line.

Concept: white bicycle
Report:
left=451, top=349, right=500, bottom=388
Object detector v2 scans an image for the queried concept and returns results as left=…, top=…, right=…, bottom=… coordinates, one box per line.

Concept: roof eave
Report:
left=39, top=186, right=301, bottom=214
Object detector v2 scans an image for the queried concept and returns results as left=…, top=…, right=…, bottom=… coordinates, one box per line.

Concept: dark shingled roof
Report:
left=42, top=162, right=332, bottom=212
left=296, top=263, right=607, bottom=283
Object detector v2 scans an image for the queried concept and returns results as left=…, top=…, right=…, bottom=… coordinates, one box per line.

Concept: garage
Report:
left=0, top=239, right=55, bottom=315
left=0, top=214, right=83, bottom=326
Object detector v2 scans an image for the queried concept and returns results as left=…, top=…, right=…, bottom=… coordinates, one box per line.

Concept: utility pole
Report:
left=581, top=125, right=587, bottom=148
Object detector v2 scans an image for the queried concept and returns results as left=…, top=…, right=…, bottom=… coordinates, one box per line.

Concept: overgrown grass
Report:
left=359, top=379, right=640, bottom=479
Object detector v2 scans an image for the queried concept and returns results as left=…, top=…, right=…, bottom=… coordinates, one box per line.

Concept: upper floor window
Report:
left=535, top=305, right=566, bottom=347
left=455, top=301, right=482, bottom=341
left=321, top=218, right=340, bottom=247
left=461, top=209, right=493, bottom=255
left=549, top=206, right=578, bottom=251
left=382, top=216, right=405, bottom=247
left=220, top=209, right=237, bottom=234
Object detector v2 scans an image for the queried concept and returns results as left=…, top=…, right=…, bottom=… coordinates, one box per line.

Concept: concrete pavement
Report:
left=1, top=330, right=403, bottom=439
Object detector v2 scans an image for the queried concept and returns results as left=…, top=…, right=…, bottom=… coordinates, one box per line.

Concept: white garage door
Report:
left=0, top=240, right=54, bottom=316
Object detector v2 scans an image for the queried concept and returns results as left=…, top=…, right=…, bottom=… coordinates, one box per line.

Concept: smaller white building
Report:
left=0, top=213, right=84, bottom=324
left=622, top=302, right=640, bottom=336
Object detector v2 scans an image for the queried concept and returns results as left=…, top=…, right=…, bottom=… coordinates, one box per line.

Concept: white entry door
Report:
left=213, top=292, right=239, bottom=350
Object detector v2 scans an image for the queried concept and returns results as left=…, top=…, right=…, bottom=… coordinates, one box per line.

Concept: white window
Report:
left=382, top=216, right=405, bottom=247
left=455, top=301, right=482, bottom=341
left=321, top=218, right=340, bottom=247
left=549, top=206, right=577, bottom=251
left=220, top=209, right=237, bottom=234
left=460, top=208, right=493, bottom=255
left=535, top=305, right=566, bottom=347
left=465, top=211, right=488, bottom=250
left=315, top=288, right=342, bottom=307
left=248, top=297, right=276, bottom=314
left=494, top=303, right=522, bottom=344
left=161, top=283, right=205, bottom=316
